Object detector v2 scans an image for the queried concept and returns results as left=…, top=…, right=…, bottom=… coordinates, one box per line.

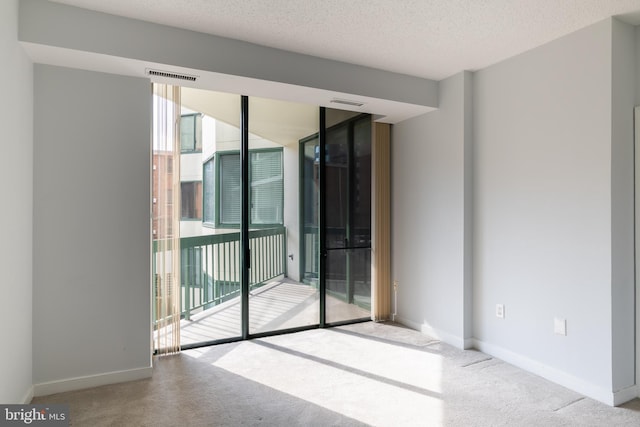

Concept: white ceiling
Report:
left=51, top=0, right=640, bottom=80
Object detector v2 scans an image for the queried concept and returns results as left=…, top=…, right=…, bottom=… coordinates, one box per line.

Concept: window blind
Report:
left=220, top=153, right=241, bottom=224
left=250, top=151, right=283, bottom=224
left=203, top=158, right=215, bottom=223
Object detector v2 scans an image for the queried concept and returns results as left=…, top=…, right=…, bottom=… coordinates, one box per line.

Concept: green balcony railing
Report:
left=153, top=226, right=287, bottom=325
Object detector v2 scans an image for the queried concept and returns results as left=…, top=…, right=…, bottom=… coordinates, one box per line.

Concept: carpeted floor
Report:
left=33, top=322, right=640, bottom=426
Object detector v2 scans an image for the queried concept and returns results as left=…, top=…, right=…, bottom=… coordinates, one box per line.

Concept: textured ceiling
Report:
left=52, top=0, right=640, bottom=80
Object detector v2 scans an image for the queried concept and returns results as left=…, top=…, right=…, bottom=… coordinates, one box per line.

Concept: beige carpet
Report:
left=33, top=322, right=640, bottom=426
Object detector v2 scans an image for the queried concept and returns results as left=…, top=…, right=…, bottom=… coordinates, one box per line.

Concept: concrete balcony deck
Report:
left=177, top=278, right=370, bottom=346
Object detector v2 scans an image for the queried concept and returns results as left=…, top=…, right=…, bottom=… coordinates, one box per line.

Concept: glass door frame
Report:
left=180, top=102, right=371, bottom=350
left=303, top=108, right=373, bottom=328
left=321, top=109, right=373, bottom=327
left=319, top=108, right=327, bottom=326
left=240, top=95, right=250, bottom=340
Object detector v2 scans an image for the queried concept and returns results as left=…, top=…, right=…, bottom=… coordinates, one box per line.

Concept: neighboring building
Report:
left=152, top=109, right=285, bottom=240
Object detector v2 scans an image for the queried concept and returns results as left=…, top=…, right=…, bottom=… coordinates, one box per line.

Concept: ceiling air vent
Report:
left=147, top=69, right=198, bottom=82
left=330, top=98, right=365, bottom=107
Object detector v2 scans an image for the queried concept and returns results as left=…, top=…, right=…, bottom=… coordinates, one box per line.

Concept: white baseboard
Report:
left=395, top=316, right=468, bottom=350
left=613, top=385, right=639, bottom=406
left=462, top=337, right=474, bottom=350
left=33, top=366, right=152, bottom=397
left=471, top=338, right=631, bottom=406
left=394, top=316, right=422, bottom=332
left=389, top=318, right=639, bottom=406
left=21, top=385, right=34, bottom=404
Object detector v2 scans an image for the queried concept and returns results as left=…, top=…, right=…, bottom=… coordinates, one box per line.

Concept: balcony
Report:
left=153, top=227, right=370, bottom=347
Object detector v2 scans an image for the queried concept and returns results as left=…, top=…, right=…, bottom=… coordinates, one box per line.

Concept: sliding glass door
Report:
left=248, top=96, right=320, bottom=334
left=153, top=85, right=372, bottom=349
left=323, top=109, right=372, bottom=324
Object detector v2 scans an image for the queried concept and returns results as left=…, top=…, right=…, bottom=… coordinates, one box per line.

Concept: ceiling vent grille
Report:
left=147, top=69, right=198, bottom=82
left=330, top=98, right=365, bottom=107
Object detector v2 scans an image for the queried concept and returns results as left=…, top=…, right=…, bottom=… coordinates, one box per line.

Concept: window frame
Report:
left=216, top=150, right=242, bottom=228
left=202, top=147, right=284, bottom=229
left=180, top=113, right=202, bottom=153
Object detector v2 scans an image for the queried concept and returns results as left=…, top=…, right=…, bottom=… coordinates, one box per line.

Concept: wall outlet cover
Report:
left=496, top=304, right=505, bottom=319
left=554, top=317, right=567, bottom=336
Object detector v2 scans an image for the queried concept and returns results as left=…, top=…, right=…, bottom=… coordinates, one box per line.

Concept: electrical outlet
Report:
left=496, top=304, right=505, bottom=319
left=554, top=318, right=567, bottom=336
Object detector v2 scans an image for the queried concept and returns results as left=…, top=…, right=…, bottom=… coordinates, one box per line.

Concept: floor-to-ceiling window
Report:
left=153, top=86, right=373, bottom=349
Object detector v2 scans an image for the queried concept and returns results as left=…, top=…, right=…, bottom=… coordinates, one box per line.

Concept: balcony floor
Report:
left=178, top=278, right=370, bottom=346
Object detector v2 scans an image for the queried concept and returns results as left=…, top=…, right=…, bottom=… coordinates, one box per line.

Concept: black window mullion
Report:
left=348, top=121, right=355, bottom=248
left=241, top=95, right=250, bottom=340
left=319, top=107, right=327, bottom=328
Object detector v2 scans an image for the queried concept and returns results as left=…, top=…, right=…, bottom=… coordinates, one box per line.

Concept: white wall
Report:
left=392, top=71, right=472, bottom=348
left=180, top=153, right=203, bottom=182
left=284, top=144, right=300, bottom=281
left=0, top=0, right=34, bottom=404
left=610, top=19, right=636, bottom=394
left=472, top=18, right=634, bottom=403
left=202, top=115, right=216, bottom=161
left=33, top=65, right=152, bottom=394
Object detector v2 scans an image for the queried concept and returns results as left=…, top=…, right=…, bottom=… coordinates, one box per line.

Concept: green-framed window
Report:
left=180, top=113, right=202, bottom=153
left=203, top=148, right=283, bottom=228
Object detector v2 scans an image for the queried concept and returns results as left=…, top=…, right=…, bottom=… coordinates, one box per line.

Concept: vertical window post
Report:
left=319, top=107, right=326, bottom=327
left=240, top=96, right=250, bottom=339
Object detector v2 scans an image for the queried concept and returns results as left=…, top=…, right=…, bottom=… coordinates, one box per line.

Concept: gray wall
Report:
left=393, top=17, right=636, bottom=402
left=392, top=71, right=472, bottom=347
left=0, top=0, right=34, bottom=404
left=473, top=17, right=614, bottom=391
left=636, top=26, right=640, bottom=106
left=611, top=19, right=636, bottom=393
left=472, top=18, right=634, bottom=397
left=33, top=65, right=151, bottom=386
